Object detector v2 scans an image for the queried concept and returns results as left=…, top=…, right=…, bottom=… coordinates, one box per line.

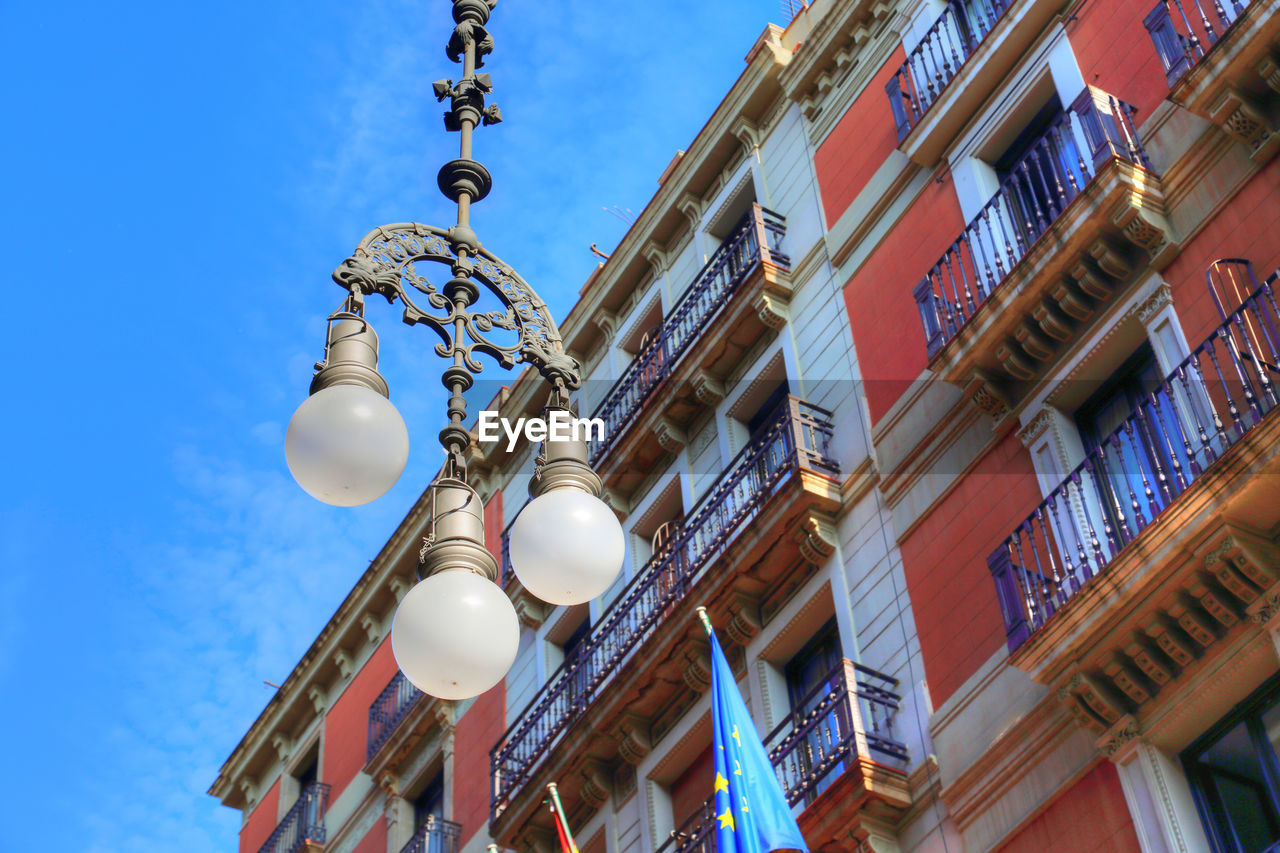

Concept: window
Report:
left=1184, top=676, right=1280, bottom=852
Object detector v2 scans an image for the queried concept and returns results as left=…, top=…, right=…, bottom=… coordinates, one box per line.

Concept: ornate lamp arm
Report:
left=319, top=0, right=581, bottom=475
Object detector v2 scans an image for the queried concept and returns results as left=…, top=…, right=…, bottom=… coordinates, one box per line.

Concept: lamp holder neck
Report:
left=310, top=315, right=390, bottom=397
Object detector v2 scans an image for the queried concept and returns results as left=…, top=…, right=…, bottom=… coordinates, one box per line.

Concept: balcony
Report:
left=886, top=0, right=1014, bottom=141
left=1145, top=0, right=1280, bottom=162
left=366, top=671, right=450, bottom=779
left=589, top=204, right=791, bottom=488
left=990, top=261, right=1280, bottom=729
left=656, top=660, right=910, bottom=853
left=885, top=0, right=1074, bottom=165
left=399, top=816, right=461, bottom=853
left=490, top=398, right=842, bottom=838
left=258, top=783, right=330, bottom=853
left=914, top=88, right=1174, bottom=418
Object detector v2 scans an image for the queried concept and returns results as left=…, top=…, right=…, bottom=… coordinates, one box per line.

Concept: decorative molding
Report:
left=1017, top=408, right=1053, bottom=448
left=1136, top=284, right=1174, bottom=326
left=642, top=240, right=668, bottom=273
left=678, top=193, right=705, bottom=230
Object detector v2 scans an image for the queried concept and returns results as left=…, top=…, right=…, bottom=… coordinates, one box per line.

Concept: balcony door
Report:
left=993, top=95, right=1085, bottom=249
left=1074, top=342, right=1191, bottom=546
left=784, top=619, right=843, bottom=802
left=414, top=774, right=447, bottom=853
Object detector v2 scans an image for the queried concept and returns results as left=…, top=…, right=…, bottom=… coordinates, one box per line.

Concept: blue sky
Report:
left=0, top=1, right=790, bottom=849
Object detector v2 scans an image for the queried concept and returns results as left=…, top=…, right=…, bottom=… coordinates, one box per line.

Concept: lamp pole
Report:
left=284, top=0, right=624, bottom=701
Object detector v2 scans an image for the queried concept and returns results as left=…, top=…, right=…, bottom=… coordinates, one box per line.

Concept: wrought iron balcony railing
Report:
left=1144, top=0, right=1256, bottom=85
left=368, top=671, right=425, bottom=761
left=885, top=0, right=1015, bottom=140
left=257, top=783, right=330, bottom=853
left=991, top=261, right=1280, bottom=650
left=915, top=88, right=1151, bottom=358
left=589, top=204, right=790, bottom=466
left=399, top=816, right=462, bottom=853
left=491, top=397, right=838, bottom=819
left=655, top=659, right=907, bottom=853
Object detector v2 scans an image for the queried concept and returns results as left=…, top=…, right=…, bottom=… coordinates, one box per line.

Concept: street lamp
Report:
left=284, top=0, right=624, bottom=701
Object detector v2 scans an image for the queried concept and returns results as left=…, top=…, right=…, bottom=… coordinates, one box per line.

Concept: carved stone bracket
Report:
left=1097, top=714, right=1141, bottom=758
left=271, top=733, right=292, bottom=762
left=613, top=713, right=652, bottom=765
left=691, top=369, right=726, bottom=406
left=725, top=593, right=762, bottom=647
left=306, top=684, right=328, bottom=715
left=579, top=759, right=613, bottom=810
left=239, top=777, right=257, bottom=809
left=751, top=289, right=789, bottom=329
left=795, top=512, right=838, bottom=566
left=1209, top=87, right=1275, bottom=160
left=677, top=193, right=705, bottom=231
left=512, top=589, right=549, bottom=629
left=389, top=574, right=411, bottom=602
left=333, top=648, right=355, bottom=680
left=963, top=369, right=1011, bottom=421
left=1057, top=671, right=1127, bottom=733
left=681, top=641, right=713, bottom=693
left=360, top=613, right=383, bottom=645
left=652, top=417, right=688, bottom=454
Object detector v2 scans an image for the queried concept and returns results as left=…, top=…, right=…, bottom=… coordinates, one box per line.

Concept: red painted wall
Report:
left=842, top=177, right=967, bottom=424
left=449, top=491, right=510, bottom=847
left=453, top=674, right=505, bottom=845
left=671, top=744, right=714, bottom=829
left=351, top=817, right=387, bottom=853
left=899, top=430, right=1042, bottom=707
left=814, top=45, right=908, bottom=225
left=238, top=778, right=281, bottom=853
left=1159, top=156, right=1280, bottom=346
left=995, top=763, right=1141, bottom=853
left=323, top=635, right=400, bottom=802
left=1066, top=0, right=1169, bottom=121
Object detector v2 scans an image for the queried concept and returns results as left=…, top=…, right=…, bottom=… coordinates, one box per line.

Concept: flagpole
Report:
left=695, top=605, right=712, bottom=636
left=546, top=781, right=578, bottom=852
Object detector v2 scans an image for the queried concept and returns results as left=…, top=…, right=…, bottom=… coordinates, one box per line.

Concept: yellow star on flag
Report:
left=714, top=773, right=729, bottom=793
left=731, top=725, right=741, bottom=746
left=717, top=809, right=736, bottom=831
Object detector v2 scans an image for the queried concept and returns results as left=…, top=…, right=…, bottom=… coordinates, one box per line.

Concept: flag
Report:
left=702, top=609, right=808, bottom=853
left=546, top=783, right=580, bottom=853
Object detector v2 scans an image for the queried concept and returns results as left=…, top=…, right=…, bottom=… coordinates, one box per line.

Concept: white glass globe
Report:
left=391, top=569, right=520, bottom=700
left=509, top=488, right=625, bottom=605
left=285, top=384, right=409, bottom=507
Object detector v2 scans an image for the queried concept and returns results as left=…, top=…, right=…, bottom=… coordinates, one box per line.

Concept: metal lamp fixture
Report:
left=284, top=0, right=623, bottom=700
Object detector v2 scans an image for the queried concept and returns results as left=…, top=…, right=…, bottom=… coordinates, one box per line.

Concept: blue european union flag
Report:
left=706, top=615, right=808, bottom=853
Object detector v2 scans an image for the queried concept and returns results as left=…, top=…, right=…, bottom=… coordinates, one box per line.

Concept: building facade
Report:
left=210, top=0, right=1280, bottom=851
